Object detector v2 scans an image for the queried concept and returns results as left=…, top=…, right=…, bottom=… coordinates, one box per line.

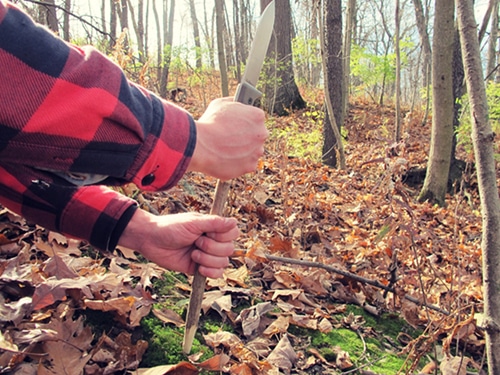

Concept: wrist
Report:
left=117, top=208, right=155, bottom=251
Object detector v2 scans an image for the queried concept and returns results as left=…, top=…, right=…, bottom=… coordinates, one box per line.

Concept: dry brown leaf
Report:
left=32, top=277, right=93, bottom=310
left=439, top=356, right=470, bottom=375
left=197, top=353, right=230, bottom=371
left=203, top=331, right=242, bottom=348
left=263, top=315, right=290, bottom=337
left=236, top=302, right=274, bottom=338
left=137, top=362, right=198, bottom=375
left=224, top=264, right=249, bottom=287
left=335, top=349, right=353, bottom=370
left=153, top=307, right=184, bottom=327
left=267, top=334, right=297, bottom=374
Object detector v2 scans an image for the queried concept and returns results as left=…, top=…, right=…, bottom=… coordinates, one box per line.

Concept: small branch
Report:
left=240, top=251, right=450, bottom=316
left=21, top=0, right=113, bottom=40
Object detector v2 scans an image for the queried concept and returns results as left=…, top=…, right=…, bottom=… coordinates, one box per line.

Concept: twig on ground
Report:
left=236, top=251, right=450, bottom=316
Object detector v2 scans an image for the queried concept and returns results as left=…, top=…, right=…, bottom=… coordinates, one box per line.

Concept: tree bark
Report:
left=457, top=1, right=500, bottom=373
left=487, top=0, right=499, bottom=81
left=38, top=0, right=58, bottom=33
left=342, top=0, right=356, bottom=121
left=62, top=0, right=71, bottom=41
left=394, top=0, right=402, bottom=142
left=261, top=0, right=306, bottom=116
left=189, top=0, right=203, bottom=69
left=320, top=0, right=345, bottom=169
left=412, top=0, right=432, bottom=87
left=418, top=0, right=455, bottom=206
left=109, top=0, right=117, bottom=47
left=159, top=0, right=175, bottom=98
left=215, top=0, right=229, bottom=97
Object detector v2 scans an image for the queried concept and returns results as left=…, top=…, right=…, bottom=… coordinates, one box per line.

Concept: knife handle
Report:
left=234, top=81, right=262, bottom=106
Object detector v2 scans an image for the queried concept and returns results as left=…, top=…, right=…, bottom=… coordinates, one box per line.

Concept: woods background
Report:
left=3, top=0, right=500, bottom=374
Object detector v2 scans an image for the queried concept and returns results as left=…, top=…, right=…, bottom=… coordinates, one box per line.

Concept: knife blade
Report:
left=182, top=1, right=275, bottom=354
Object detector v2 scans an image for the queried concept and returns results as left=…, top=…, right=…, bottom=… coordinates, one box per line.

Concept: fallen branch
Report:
left=237, top=251, right=450, bottom=316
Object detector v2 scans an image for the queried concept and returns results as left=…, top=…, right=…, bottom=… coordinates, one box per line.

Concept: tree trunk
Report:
left=342, top=0, right=356, bottom=121
left=261, top=0, right=306, bottom=116
left=457, top=2, right=500, bottom=373
left=152, top=0, right=162, bottom=85
left=215, top=0, right=229, bottom=97
left=62, top=0, right=71, bottom=41
left=159, top=0, right=175, bottom=98
left=487, top=0, right=499, bottom=81
left=394, top=0, right=402, bottom=142
left=127, top=0, right=145, bottom=62
left=320, top=0, right=345, bottom=169
left=418, top=0, right=455, bottom=206
left=119, top=0, right=129, bottom=50
left=109, top=0, right=117, bottom=47
left=233, top=0, right=242, bottom=81
left=38, top=0, right=58, bottom=33
left=189, top=0, right=203, bottom=69
left=412, top=0, right=432, bottom=87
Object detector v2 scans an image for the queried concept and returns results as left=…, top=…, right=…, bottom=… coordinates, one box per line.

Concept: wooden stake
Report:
left=182, top=180, right=231, bottom=354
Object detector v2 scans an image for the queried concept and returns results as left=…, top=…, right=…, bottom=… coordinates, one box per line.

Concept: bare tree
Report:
left=37, top=0, right=58, bottom=33
left=62, top=0, right=71, bottom=41
left=487, top=0, right=499, bottom=81
left=215, top=0, right=229, bottom=96
left=159, top=0, right=175, bottom=98
left=342, top=0, right=356, bottom=120
left=189, top=0, right=203, bottom=69
left=394, top=0, right=402, bottom=142
left=261, top=0, right=305, bottom=116
left=418, top=0, right=455, bottom=206
left=127, top=0, right=145, bottom=62
left=456, top=1, right=500, bottom=373
left=320, top=0, right=345, bottom=169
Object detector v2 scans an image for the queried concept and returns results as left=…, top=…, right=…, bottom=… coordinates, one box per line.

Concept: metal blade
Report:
left=241, top=1, right=275, bottom=87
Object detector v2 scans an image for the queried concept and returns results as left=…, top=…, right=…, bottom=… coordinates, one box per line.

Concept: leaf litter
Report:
left=0, top=97, right=493, bottom=374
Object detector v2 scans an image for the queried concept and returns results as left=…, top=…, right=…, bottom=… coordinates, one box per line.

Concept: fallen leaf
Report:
left=197, top=353, right=230, bottom=371
left=153, top=308, right=184, bottom=327
left=137, top=362, right=198, bottom=375
left=440, top=356, right=470, bottom=375
left=267, top=334, right=297, bottom=374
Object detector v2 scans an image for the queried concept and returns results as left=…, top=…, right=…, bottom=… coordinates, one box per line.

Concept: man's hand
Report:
left=188, top=97, right=268, bottom=180
left=118, top=208, right=239, bottom=278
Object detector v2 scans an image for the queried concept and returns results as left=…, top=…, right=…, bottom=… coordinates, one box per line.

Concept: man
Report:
left=0, top=1, right=268, bottom=279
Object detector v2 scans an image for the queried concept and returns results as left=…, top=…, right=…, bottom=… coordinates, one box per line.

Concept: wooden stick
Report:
left=182, top=180, right=231, bottom=354
left=245, top=252, right=450, bottom=316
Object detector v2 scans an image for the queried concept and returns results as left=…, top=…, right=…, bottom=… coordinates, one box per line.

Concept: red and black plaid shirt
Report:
left=0, top=1, right=196, bottom=250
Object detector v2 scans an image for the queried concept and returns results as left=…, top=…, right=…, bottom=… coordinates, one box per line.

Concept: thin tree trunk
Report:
left=487, top=0, right=499, bottom=81
left=62, top=0, right=71, bottom=41
left=319, top=0, right=345, bottom=169
left=394, top=0, right=402, bottom=142
left=457, top=1, right=500, bottom=373
left=189, top=0, right=203, bottom=69
left=418, top=0, right=455, bottom=206
left=109, top=0, right=117, bottom=47
left=127, top=0, right=145, bottom=62
left=159, top=0, right=175, bottom=98
left=412, top=0, right=432, bottom=87
left=342, top=0, right=356, bottom=120
left=215, top=0, right=229, bottom=97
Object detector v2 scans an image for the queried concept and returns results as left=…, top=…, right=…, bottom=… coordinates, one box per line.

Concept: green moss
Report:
left=288, top=304, right=423, bottom=375
left=152, top=271, right=188, bottom=296
left=140, top=315, right=212, bottom=367
left=343, top=304, right=421, bottom=340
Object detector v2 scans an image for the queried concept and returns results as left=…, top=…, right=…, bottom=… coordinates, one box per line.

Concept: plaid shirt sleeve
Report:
left=0, top=1, right=196, bottom=250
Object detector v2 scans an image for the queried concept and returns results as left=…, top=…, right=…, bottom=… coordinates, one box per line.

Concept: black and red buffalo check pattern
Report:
left=0, top=1, right=196, bottom=250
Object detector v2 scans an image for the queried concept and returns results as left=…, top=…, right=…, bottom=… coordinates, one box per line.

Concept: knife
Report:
left=182, top=1, right=275, bottom=354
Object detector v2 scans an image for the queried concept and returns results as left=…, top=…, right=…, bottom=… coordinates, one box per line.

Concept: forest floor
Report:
left=0, top=89, right=495, bottom=374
